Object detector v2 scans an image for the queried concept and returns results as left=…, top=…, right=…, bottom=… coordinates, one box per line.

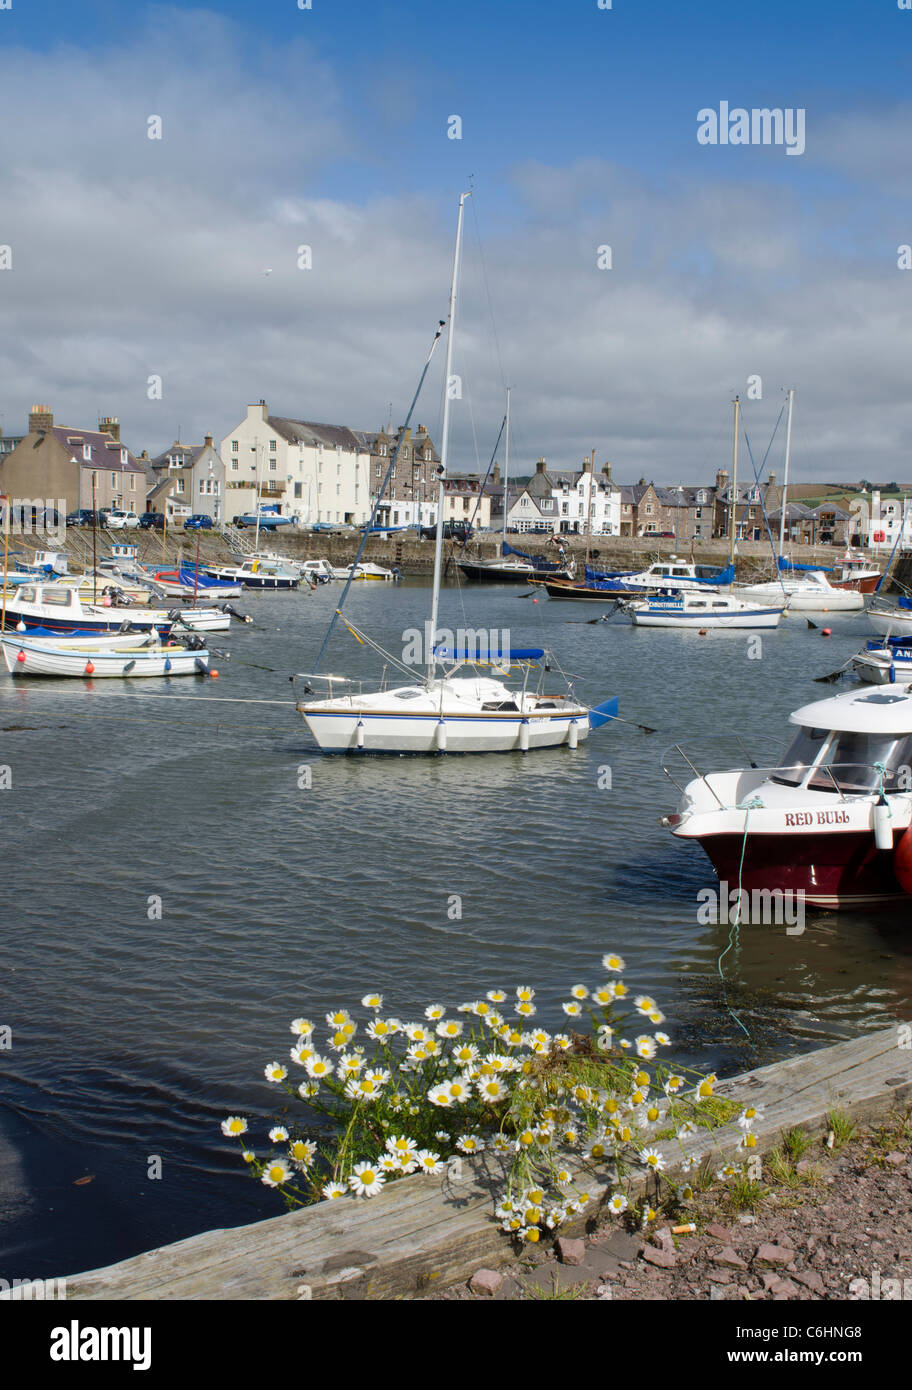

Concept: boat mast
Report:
left=729, top=395, right=739, bottom=572
left=586, top=448, right=595, bottom=569
left=252, top=437, right=262, bottom=555
left=427, top=190, right=470, bottom=685
left=502, top=385, right=510, bottom=556
left=778, top=387, right=795, bottom=559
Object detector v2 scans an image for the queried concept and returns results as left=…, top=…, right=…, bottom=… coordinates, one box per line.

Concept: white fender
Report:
left=519, top=719, right=530, bottom=752
left=874, top=799, right=893, bottom=851
left=567, top=719, right=579, bottom=749
left=356, top=720, right=365, bottom=749
left=435, top=719, right=447, bottom=751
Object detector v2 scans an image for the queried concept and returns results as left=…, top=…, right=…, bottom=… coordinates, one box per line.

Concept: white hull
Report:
left=2, top=637, right=210, bottom=678
left=329, top=564, right=394, bottom=582
left=868, top=610, right=912, bottom=639
left=631, top=607, right=782, bottom=629
left=168, top=609, right=231, bottom=632
left=735, top=579, right=865, bottom=612
left=301, top=707, right=589, bottom=753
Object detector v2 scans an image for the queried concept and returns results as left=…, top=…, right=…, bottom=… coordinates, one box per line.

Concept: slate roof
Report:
left=52, top=425, right=145, bottom=474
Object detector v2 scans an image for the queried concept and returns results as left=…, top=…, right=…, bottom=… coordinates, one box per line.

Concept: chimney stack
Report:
left=100, top=416, right=120, bottom=442
left=29, top=404, right=53, bottom=434
left=601, top=459, right=612, bottom=480
left=536, top=457, right=547, bottom=474
left=716, top=468, right=729, bottom=490
left=204, top=434, right=214, bottom=449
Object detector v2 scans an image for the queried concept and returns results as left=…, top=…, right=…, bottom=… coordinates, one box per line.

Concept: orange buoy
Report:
left=532, top=598, right=538, bottom=604
left=895, top=827, right=912, bottom=895
left=85, top=660, right=95, bottom=675
left=15, top=650, right=25, bottom=663
left=822, top=627, right=832, bottom=637
left=698, top=628, right=708, bottom=636
left=209, top=670, right=219, bottom=678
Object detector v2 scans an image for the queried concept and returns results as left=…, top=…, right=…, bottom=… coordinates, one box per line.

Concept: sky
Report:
left=1, top=0, right=912, bottom=482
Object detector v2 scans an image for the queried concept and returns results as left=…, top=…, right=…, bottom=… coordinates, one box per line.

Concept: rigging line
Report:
left=312, top=318, right=446, bottom=676
left=468, top=194, right=507, bottom=396
left=333, top=613, right=416, bottom=679
left=740, top=403, right=786, bottom=576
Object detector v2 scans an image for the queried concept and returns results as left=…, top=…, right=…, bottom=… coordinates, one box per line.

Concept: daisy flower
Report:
left=664, top=1074, right=685, bottom=1096
left=298, top=1081, right=320, bottom=1099
left=336, top=1053, right=364, bottom=1078
left=428, top=1083, right=454, bottom=1108
left=654, top=1031, right=672, bottom=1047
left=268, top=1126, right=289, bottom=1143
left=304, top=1055, right=332, bottom=1079
left=634, top=995, right=658, bottom=1017
left=477, top=1077, right=508, bottom=1103
left=290, top=1018, right=315, bottom=1038
left=349, top=1161, right=385, bottom=1198
left=361, top=993, right=383, bottom=1010
left=242, top=1150, right=255, bottom=1164
left=634, top=1036, right=657, bottom=1060
left=640, top=1147, right=665, bottom=1172
left=514, top=1000, right=536, bottom=1018
left=676, top=1121, right=697, bottom=1139
left=738, top=1131, right=758, bottom=1151
left=378, top=1154, right=400, bottom=1173
left=404, top=1023, right=432, bottom=1043
left=738, top=1104, right=765, bottom=1128
left=366, top=1018, right=397, bottom=1041
left=436, top=1019, right=463, bottom=1039
left=415, top=1149, right=443, bottom=1175
left=288, top=1139, right=316, bottom=1166
left=570, top=985, right=589, bottom=1000
left=592, top=984, right=616, bottom=1006
left=290, top=1043, right=315, bottom=1066
left=553, top=1034, right=572, bottom=1050
left=220, top=1116, right=248, bottom=1138
left=456, top=1134, right=485, bottom=1154
left=491, top=1135, right=515, bottom=1153
left=486, top=989, right=507, bottom=1003
left=515, top=985, right=535, bottom=1002
left=424, top=1004, right=446, bottom=1021
left=562, top=1001, right=583, bottom=1018
left=451, top=1043, right=479, bottom=1067
left=345, top=1076, right=384, bottom=1102
left=602, top=953, right=625, bottom=972
left=321, top=1181, right=347, bottom=1200
left=694, top=1075, right=716, bottom=1100
left=264, top=1061, right=288, bottom=1083
left=261, top=1159, right=293, bottom=1188
left=325, top=1009, right=352, bottom=1031
left=607, top=1191, right=628, bottom=1214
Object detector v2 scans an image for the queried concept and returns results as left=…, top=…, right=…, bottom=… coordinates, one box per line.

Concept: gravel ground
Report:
left=432, top=1112, right=912, bottom=1301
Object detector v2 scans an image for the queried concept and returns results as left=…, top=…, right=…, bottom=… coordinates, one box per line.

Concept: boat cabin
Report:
left=773, top=687, right=912, bottom=794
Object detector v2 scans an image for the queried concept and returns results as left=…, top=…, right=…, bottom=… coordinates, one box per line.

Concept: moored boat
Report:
left=623, top=588, right=784, bottom=629
left=663, top=684, right=912, bottom=907
left=1, top=632, right=213, bottom=678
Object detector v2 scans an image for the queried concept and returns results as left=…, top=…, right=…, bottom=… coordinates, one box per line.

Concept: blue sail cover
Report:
left=585, top=565, right=636, bottom=583
left=434, top=644, right=545, bottom=662
left=502, top=540, right=563, bottom=572
left=778, top=556, right=833, bottom=574
left=898, top=597, right=912, bottom=610
left=691, top=564, right=735, bottom=585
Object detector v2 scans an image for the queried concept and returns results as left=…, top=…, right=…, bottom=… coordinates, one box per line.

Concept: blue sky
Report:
left=2, top=1, right=912, bottom=479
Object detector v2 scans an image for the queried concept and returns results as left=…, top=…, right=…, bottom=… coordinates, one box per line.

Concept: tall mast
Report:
left=586, top=448, right=595, bottom=568
left=427, top=190, right=470, bottom=685
left=729, top=395, right=739, bottom=571
left=502, top=385, right=510, bottom=555
left=778, top=387, right=795, bottom=559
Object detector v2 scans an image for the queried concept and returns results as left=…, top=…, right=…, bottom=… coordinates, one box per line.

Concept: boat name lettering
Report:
left=783, top=810, right=850, bottom=827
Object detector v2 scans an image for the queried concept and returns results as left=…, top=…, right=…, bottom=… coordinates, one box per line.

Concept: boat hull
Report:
left=868, top=610, right=912, bottom=639
left=631, top=607, right=782, bottom=629
left=2, top=639, right=209, bottom=678
left=687, top=826, right=907, bottom=908
left=298, top=707, right=591, bottom=754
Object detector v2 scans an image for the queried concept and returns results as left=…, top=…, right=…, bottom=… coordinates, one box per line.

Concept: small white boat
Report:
left=202, top=557, right=301, bottom=589
left=1, top=583, right=172, bottom=635
left=868, top=600, right=912, bottom=640
left=1, top=633, right=213, bottom=678
left=624, top=589, right=784, bottom=629
left=735, top=568, right=865, bottom=612
left=328, top=562, right=395, bottom=582
left=852, top=638, right=912, bottom=685
left=619, top=558, right=735, bottom=594
left=298, top=559, right=334, bottom=584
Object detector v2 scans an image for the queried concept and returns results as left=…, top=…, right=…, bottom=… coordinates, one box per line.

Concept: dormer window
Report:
left=121, top=448, right=128, bottom=465
left=83, top=444, right=92, bottom=461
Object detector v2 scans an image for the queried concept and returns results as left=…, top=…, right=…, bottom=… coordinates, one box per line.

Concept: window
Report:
left=378, top=444, right=387, bottom=457
left=84, top=444, right=92, bottom=460
left=175, top=479, right=184, bottom=493
left=376, top=464, right=382, bottom=477
left=121, top=449, right=128, bottom=464
left=200, top=480, right=206, bottom=494
left=129, top=475, right=135, bottom=490
left=294, top=482, right=302, bottom=498
left=232, top=441, right=238, bottom=453
left=645, top=504, right=653, bottom=515
left=232, top=460, right=238, bottom=471
left=111, top=473, right=117, bottom=486
left=269, top=440, right=276, bottom=452
left=269, top=460, right=276, bottom=471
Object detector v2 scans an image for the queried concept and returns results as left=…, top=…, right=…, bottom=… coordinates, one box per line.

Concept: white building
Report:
left=496, top=458, right=621, bottom=535
left=867, top=491, right=912, bottom=552
left=219, top=402, right=372, bottom=525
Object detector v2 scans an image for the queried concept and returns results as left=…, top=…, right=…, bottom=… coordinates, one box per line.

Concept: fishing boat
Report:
left=202, top=557, right=301, bottom=589
left=617, top=558, right=735, bottom=594
left=0, top=583, right=173, bottom=635
left=622, top=588, right=783, bottom=629
left=298, top=559, right=334, bottom=585
left=851, top=637, right=912, bottom=685
left=831, top=550, right=882, bottom=594
left=295, top=192, right=617, bottom=755
left=2, top=631, right=212, bottom=678
left=141, top=566, right=243, bottom=601
left=663, top=683, right=912, bottom=907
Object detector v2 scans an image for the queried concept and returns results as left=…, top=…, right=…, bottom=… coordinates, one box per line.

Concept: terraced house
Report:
left=145, top=436, right=225, bottom=524
left=0, top=405, right=145, bottom=515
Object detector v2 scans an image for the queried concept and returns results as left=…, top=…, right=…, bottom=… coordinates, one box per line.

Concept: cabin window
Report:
left=43, top=589, right=71, bottom=606
left=712, top=601, right=727, bottom=608
left=690, top=601, right=707, bottom=609
left=18, top=587, right=36, bottom=603
left=773, top=726, right=831, bottom=786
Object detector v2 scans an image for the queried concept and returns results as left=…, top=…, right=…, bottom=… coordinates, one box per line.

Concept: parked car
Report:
left=139, top=512, right=166, bottom=530
left=418, top=521, right=472, bottom=541
left=183, top=514, right=214, bottom=530
left=106, top=510, right=141, bottom=530
left=67, top=508, right=101, bottom=527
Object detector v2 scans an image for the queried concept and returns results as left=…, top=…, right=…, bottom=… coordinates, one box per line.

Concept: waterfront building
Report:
left=0, top=405, right=145, bottom=514
left=146, top=436, right=226, bottom=524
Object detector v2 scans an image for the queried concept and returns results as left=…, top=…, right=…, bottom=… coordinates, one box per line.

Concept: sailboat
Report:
left=732, top=390, right=864, bottom=613
left=457, top=391, right=574, bottom=584
left=294, top=193, right=617, bottom=754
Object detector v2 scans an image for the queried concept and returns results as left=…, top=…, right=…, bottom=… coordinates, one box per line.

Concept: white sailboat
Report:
left=294, top=193, right=616, bottom=754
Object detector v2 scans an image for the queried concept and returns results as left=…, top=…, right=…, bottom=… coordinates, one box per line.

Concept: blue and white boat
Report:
left=852, top=636, right=912, bottom=685
left=624, top=587, right=783, bottom=629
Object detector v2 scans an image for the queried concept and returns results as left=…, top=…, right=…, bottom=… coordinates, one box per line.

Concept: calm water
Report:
left=1, top=579, right=910, bottom=1277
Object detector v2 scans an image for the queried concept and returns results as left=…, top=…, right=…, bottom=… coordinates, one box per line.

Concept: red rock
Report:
left=555, top=1237, right=586, bottom=1267
left=755, top=1243, right=795, bottom=1266
left=706, top=1223, right=733, bottom=1242
left=469, top=1268, right=503, bottom=1296
left=713, top=1247, right=748, bottom=1269
left=885, top=1152, right=906, bottom=1166
left=793, top=1270, right=825, bottom=1294
left=642, top=1245, right=677, bottom=1269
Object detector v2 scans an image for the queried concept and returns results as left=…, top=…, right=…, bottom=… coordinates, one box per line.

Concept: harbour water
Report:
left=2, top=580, right=910, bottom=1278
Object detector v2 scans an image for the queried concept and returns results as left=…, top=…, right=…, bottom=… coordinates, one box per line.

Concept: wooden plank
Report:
left=59, top=1025, right=912, bottom=1301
